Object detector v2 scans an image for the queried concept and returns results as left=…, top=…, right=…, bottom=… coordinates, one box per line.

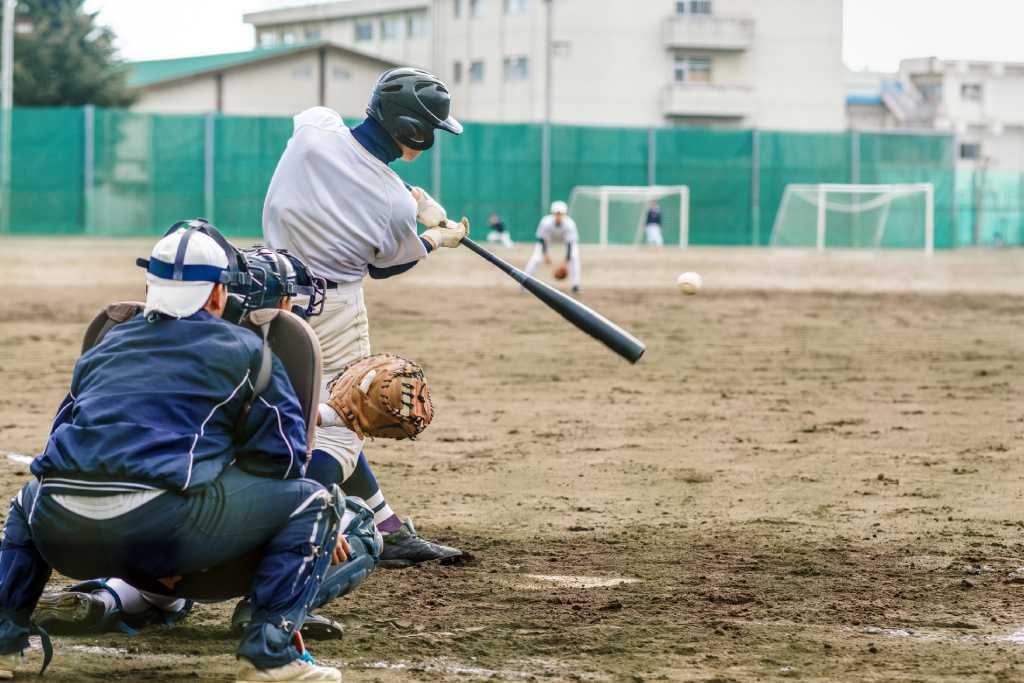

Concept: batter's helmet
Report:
left=236, top=246, right=326, bottom=321
left=366, top=68, right=462, bottom=151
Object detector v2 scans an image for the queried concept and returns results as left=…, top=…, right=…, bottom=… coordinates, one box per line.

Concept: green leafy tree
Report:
left=5, top=0, right=137, bottom=106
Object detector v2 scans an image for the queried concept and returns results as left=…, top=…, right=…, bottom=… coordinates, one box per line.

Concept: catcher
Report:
left=32, top=246, right=434, bottom=646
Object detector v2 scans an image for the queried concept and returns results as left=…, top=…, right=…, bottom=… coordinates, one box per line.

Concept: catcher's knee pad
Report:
left=310, top=497, right=382, bottom=611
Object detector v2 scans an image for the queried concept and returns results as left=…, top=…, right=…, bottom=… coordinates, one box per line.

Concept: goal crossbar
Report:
left=770, top=183, right=934, bottom=257
left=566, top=185, right=690, bottom=247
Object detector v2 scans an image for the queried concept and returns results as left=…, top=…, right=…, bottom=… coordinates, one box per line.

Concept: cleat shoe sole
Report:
left=32, top=593, right=105, bottom=635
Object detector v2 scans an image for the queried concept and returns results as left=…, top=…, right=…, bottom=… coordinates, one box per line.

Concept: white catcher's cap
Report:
left=550, top=200, right=568, bottom=215
left=144, top=228, right=229, bottom=319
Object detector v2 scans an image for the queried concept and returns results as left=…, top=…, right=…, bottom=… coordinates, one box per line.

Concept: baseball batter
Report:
left=524, top=200, right=582, bottom=294
left=264, top=67, right=465, bottom=567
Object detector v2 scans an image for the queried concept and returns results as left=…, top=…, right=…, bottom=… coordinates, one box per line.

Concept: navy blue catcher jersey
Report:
left=33, top=311, right=307, bottom=495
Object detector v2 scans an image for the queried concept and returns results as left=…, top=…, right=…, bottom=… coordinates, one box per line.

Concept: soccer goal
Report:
left=566, top=186, right=690, bottom=247
left=769, top=183, right=934, bottom=257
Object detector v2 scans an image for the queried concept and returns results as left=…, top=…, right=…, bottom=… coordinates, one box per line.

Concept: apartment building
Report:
left=243, top=0, right=846, bottom=130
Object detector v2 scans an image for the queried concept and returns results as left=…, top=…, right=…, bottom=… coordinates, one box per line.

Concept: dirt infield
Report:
left=1, top=237, right=1024, bottom=682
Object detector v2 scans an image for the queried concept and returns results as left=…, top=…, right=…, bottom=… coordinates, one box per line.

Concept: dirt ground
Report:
left=1, top=237, right=1024, bottom=682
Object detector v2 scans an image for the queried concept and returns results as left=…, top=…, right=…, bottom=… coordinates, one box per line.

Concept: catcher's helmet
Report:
left=366, top=68, right=462, bottom=151
left=236, top=246, right=326, bottom=321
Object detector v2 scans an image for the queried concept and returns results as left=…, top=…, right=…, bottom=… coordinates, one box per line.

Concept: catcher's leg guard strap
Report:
left=236, top=485, right=346, bottom=670
left=309, top=497, right=382, bottom=611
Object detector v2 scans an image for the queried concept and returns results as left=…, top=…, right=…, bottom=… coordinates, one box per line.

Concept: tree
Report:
left=5, top=0, right=137, bottom=107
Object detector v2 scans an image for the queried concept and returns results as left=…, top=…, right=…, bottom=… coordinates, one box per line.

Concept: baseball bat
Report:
left=458, top=237, right=646, bottom=364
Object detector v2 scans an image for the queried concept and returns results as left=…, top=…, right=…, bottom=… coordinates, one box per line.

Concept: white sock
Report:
left=104, top=578, right=186, bottom=613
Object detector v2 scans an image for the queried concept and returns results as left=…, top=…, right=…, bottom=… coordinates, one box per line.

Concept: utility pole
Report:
left=0, top=0, right=15, bottom=234
left=540, top=0, right=552, bottom=212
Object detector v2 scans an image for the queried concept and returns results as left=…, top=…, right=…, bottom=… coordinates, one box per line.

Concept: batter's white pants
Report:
left=306, top=280, right=369, bottom=481
left=524, top=242, right=580, bottom=288
left=645, top=224, right=664, bottom=247
left=487, top=230, right=514, bottom=249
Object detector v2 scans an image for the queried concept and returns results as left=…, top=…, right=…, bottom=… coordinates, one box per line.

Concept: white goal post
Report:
left=769, top=183, right=934, bottom=257
left=566, top=186, right=690, bottom=247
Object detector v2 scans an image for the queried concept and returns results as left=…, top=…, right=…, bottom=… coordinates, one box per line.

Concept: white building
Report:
left=846, top=57, right=1024, bottom=172
left=242, top=0, right=846, bottom=130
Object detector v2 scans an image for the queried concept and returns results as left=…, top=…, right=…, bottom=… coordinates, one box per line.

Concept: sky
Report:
left=82, top=0, right=1024, bottom=71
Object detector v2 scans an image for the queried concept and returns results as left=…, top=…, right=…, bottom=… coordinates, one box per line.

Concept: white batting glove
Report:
left=414, top=187, right=447, bottom=228
left=422, top=217, right=469, bottom=249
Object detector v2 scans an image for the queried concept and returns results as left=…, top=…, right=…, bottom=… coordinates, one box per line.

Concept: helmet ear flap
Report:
left=394, top=116, right=434, bottom=151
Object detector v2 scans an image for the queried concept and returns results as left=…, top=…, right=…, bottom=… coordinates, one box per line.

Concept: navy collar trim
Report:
left=351, top=117, right=402, bottom=165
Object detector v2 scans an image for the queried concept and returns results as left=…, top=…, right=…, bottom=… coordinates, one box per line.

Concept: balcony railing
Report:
left=664, top=15, right=755, bottom=51
left=664, top=84, right=756, bottom=119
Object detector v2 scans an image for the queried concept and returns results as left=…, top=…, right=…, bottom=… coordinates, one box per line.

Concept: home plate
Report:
left=520, top=575, right=641, bottom=589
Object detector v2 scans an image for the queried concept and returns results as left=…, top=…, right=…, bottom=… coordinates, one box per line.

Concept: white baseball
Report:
left=676, top=272, right=702, bottom=295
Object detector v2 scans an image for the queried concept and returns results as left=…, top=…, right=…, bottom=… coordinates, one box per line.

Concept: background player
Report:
left=486, top=211, right=515, bottom=249
left=523, top=200, right=582, bottom=295
left=263, top=67, right=466, bottom=568
left=645, top=200, right=664, bottom=252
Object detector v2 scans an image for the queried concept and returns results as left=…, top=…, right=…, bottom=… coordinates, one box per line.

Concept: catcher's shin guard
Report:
left=237, top=485, right=359, bottom=669
left=309, top=497, right=381, bottom=611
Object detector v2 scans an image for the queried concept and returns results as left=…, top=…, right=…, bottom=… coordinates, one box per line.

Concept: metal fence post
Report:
left=647, top=126, right=656, bottom=186
left=84, top=105, right=95, bottom=235
left=751, top=128, right=759, bottom=246
left=432, top=133, right=441, bottom=202
left=204, top=111, right=215, bottom=223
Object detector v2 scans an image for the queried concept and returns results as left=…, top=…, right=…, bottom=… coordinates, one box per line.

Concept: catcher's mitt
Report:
left=326, top=354, right=433, bottom=440
left=554, top=263, right=568, bottom=280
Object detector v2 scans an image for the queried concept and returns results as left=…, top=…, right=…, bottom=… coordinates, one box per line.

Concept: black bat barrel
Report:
left=459, top=237, right=646, bottom=364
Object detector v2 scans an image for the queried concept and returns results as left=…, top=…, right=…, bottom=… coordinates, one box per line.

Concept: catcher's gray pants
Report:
left=307, top=280, right=369, bottom=481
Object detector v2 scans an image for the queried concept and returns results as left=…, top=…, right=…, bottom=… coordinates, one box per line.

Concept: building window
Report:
left=917, top=83, right=942, bottom=103
left=470, top=60, right=485, bottom=83
left=292, top=66, right=312, bottom=79
left=408, top=15, right=429, bottom=39
left=962, top=84, right=982, bottom=102
left=504, top=56, right=529, bottom=81
left=282, top=31, right=296, bottom=44
left=355, top=23, right=372, bottom=41
left=505, top=0, right=528, bottom=13
left=382, top=19, right=399, bottom=41
left=333, top=68, right=351, bottom=80
left=471, top=0, right=485, bottom=17
left=305, top=28, right=321, bottom=41
left=259, top=32, right=276, bottom=48
left=677, top=1, right=711, bottom=14
left=960, top=143, right=980, bottom=160
left=675, top=57, right=711, bottom=84
left=453, top=61, right=463, bottom=83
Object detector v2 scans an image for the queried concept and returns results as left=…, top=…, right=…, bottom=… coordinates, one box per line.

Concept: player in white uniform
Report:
left=264, top=68, right=468, bottom=569
left=524, top=200, right=582, bottom=294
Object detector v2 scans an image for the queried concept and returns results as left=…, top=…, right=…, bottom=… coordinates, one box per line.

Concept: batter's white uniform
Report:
left=524, top=214, right=581, bottom=287
left=264, top=106, right=428, bottom=479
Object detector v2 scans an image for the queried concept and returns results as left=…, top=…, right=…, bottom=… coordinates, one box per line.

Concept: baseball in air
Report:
left=676, top=272, right=702, bottom=295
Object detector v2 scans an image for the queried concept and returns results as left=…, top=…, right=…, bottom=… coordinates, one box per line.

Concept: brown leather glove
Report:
left=325, top=354, right=433, bottom=440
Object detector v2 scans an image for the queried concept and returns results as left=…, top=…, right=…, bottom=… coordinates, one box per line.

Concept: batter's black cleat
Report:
left=571, top=286, right=583, bottom=295
left=230, top=598, right=344, bottom=640
left=32, top=592, right=106, bottom=635
left=378, top=516, right=462, bottom=569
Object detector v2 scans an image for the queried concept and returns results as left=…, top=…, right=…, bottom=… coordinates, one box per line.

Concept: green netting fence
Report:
left=6, top=106, right=960, bottom=247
